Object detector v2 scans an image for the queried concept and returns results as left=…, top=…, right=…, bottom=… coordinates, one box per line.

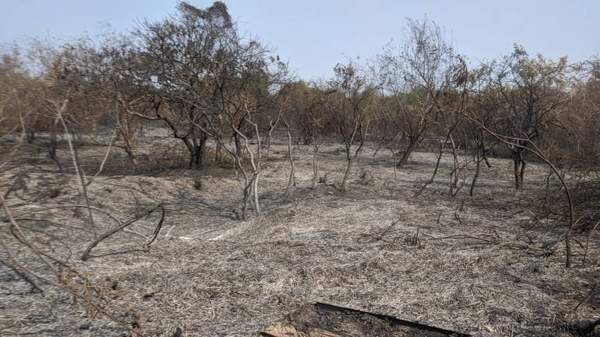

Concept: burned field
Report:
left=2, top=1, right=600, bottom=335
left=0, top=133, right=598, bottom=337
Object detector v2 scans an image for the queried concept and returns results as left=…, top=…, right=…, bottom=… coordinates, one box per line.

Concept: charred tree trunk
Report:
left=397, top=137, right=418, bottom=168
left=341, top=127, right=362, bottom=193
left=265, top=113, right=280, bottom=160
left=117, top=107, right=138, bottom=166
left=192, top=137, right=207, bottom=169
left=449, top=134, right=462, bottom=197
left=340, top=156, right=354, bottom=193
left=283, top=117, right=296, bottom=197
left=215, top=141, right=222, bottom=164
left=470, top=147, right=481, bottom=197
left=512, top=148, right=527, bottom=189
left=183, top=136, right=206, bottom=170
left=26, top=130, right=35, bottom=143
left=47, top=119, right=62, bottom=173
left=302, top=127, right=313, bottom=145
left=48, top=120, right=57, bottom=160
left=311, top=140, right=319, bottom=189
left=234, top=132, right=243, bottom=157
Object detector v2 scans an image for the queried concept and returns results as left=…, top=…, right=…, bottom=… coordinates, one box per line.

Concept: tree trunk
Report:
left=47, top=119, right=62, bottom=172
left=449, top=134, right=461, bottom=197
left=302, top=128, right=313, bottom=145
left=26, top=130, right=35, bottom=143
left=283, top=117, right=296, bottom=197
left=397, top=138, right=417, bottom=168
left=184, top=137, right=206, bottom=170
left=192, top=137, right=206, bottom=169
left=239, top=182, right=251, bottom=220
left=265, top=115, right=280, bottom=160
left=118, top=108, right=138, bottom=166
left=91, top=120, right=98, bottom=138
left=124, top=145, right=138, bottom=167
left=340, top=156, right=354, bottom=193
left=470, top=148, right=481, bottom=197
left=513, top=149, right=526, bottom=189
left=48, top=121, right=57, bottom=160
left=215, top=142, right=222, bottom=164
left=265, top=127, right=274, bottom=159
left=252, top=173, right=260, bottom=214
left=311, top=141, right=319, bottom=189
left=479, top=135, right=492, bottom=168
left=234, top=132, right=243, bottom=157
left=483, top=154, right=492, bottom=168
left=519, top=158, right=527, bottom=188
left=121, top=127, right=138, bottom=166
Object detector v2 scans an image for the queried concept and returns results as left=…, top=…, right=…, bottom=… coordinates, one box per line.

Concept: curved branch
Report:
left=81, top=203, right=164, bottom=261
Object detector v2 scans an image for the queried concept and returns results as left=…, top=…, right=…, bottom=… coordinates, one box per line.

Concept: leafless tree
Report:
left=131, top=1, right=238, bottom=169
left=375, top=18, right=464, bottom=168
left=327, top=61, right=375, bottom=193
left=479, top=46, right=570, bottom=189
left=283, top=81, right=329, bottom=188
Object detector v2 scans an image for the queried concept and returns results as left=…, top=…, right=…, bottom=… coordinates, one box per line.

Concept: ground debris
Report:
left=262, top=302, right=470, bottom=337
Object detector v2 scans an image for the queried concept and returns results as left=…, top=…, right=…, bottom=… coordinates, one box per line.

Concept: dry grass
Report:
left=0, top=134, right=599, bottom=337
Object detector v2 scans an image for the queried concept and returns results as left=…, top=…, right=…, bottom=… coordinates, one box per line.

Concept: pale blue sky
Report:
left=1, top=0, right=598, bottom=80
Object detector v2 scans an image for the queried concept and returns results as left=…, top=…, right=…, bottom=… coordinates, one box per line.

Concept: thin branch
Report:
left=574, top=282, right=598, bottom=312
left=81, top=203, right=164, bottom=261
left=0, top=257, right=43, bottom=293
left=51, top=99, right=97, bottom=237
left=87, top=127, right=118, bottom=186
left=144, top=205, right=166, bottom=246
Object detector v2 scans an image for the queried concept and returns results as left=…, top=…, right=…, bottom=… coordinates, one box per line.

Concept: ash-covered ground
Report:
left=1, top=134, right=598, bottom=336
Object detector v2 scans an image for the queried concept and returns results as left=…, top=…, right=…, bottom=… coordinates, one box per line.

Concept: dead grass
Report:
left=0, top=136, right=599, bottom=337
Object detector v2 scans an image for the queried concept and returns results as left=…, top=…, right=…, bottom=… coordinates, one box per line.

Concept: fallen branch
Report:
left=0, top=194, right=132, bottom=331
left=81, top=203, right=164, bottom=261
left=144, top=205, right=166, bottom=246
left=574, top=282, right=598, bottom=312
left=0, top=257, right=43, bottom=293
left=15, top=205, right=123, bottom=230
left=430, top=234, right=498, bottom=244
left=357, top=218, right=401, bottom=244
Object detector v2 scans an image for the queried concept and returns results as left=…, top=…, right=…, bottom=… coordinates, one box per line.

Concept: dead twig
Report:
left=144, top=205, right=166, bottom=246
left=51, top=98, right=97, bottom=237
left=0, top=257, right=43, bottom=293
left=357, top=218, right=401, bottom=244
left=430, top=234, right=498, bottom=244
left=87, top=127, right=117, bottom=186
left=0, top=194, right=132, bottom=330
left=574, top=282, right=598, bottom=312
left=14, top=205, right=124, bottom=229
left=81, top=203, right=164, bottom=261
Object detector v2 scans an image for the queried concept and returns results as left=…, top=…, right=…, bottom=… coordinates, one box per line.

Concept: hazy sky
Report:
left=1, top=0, right=598, bottom=80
